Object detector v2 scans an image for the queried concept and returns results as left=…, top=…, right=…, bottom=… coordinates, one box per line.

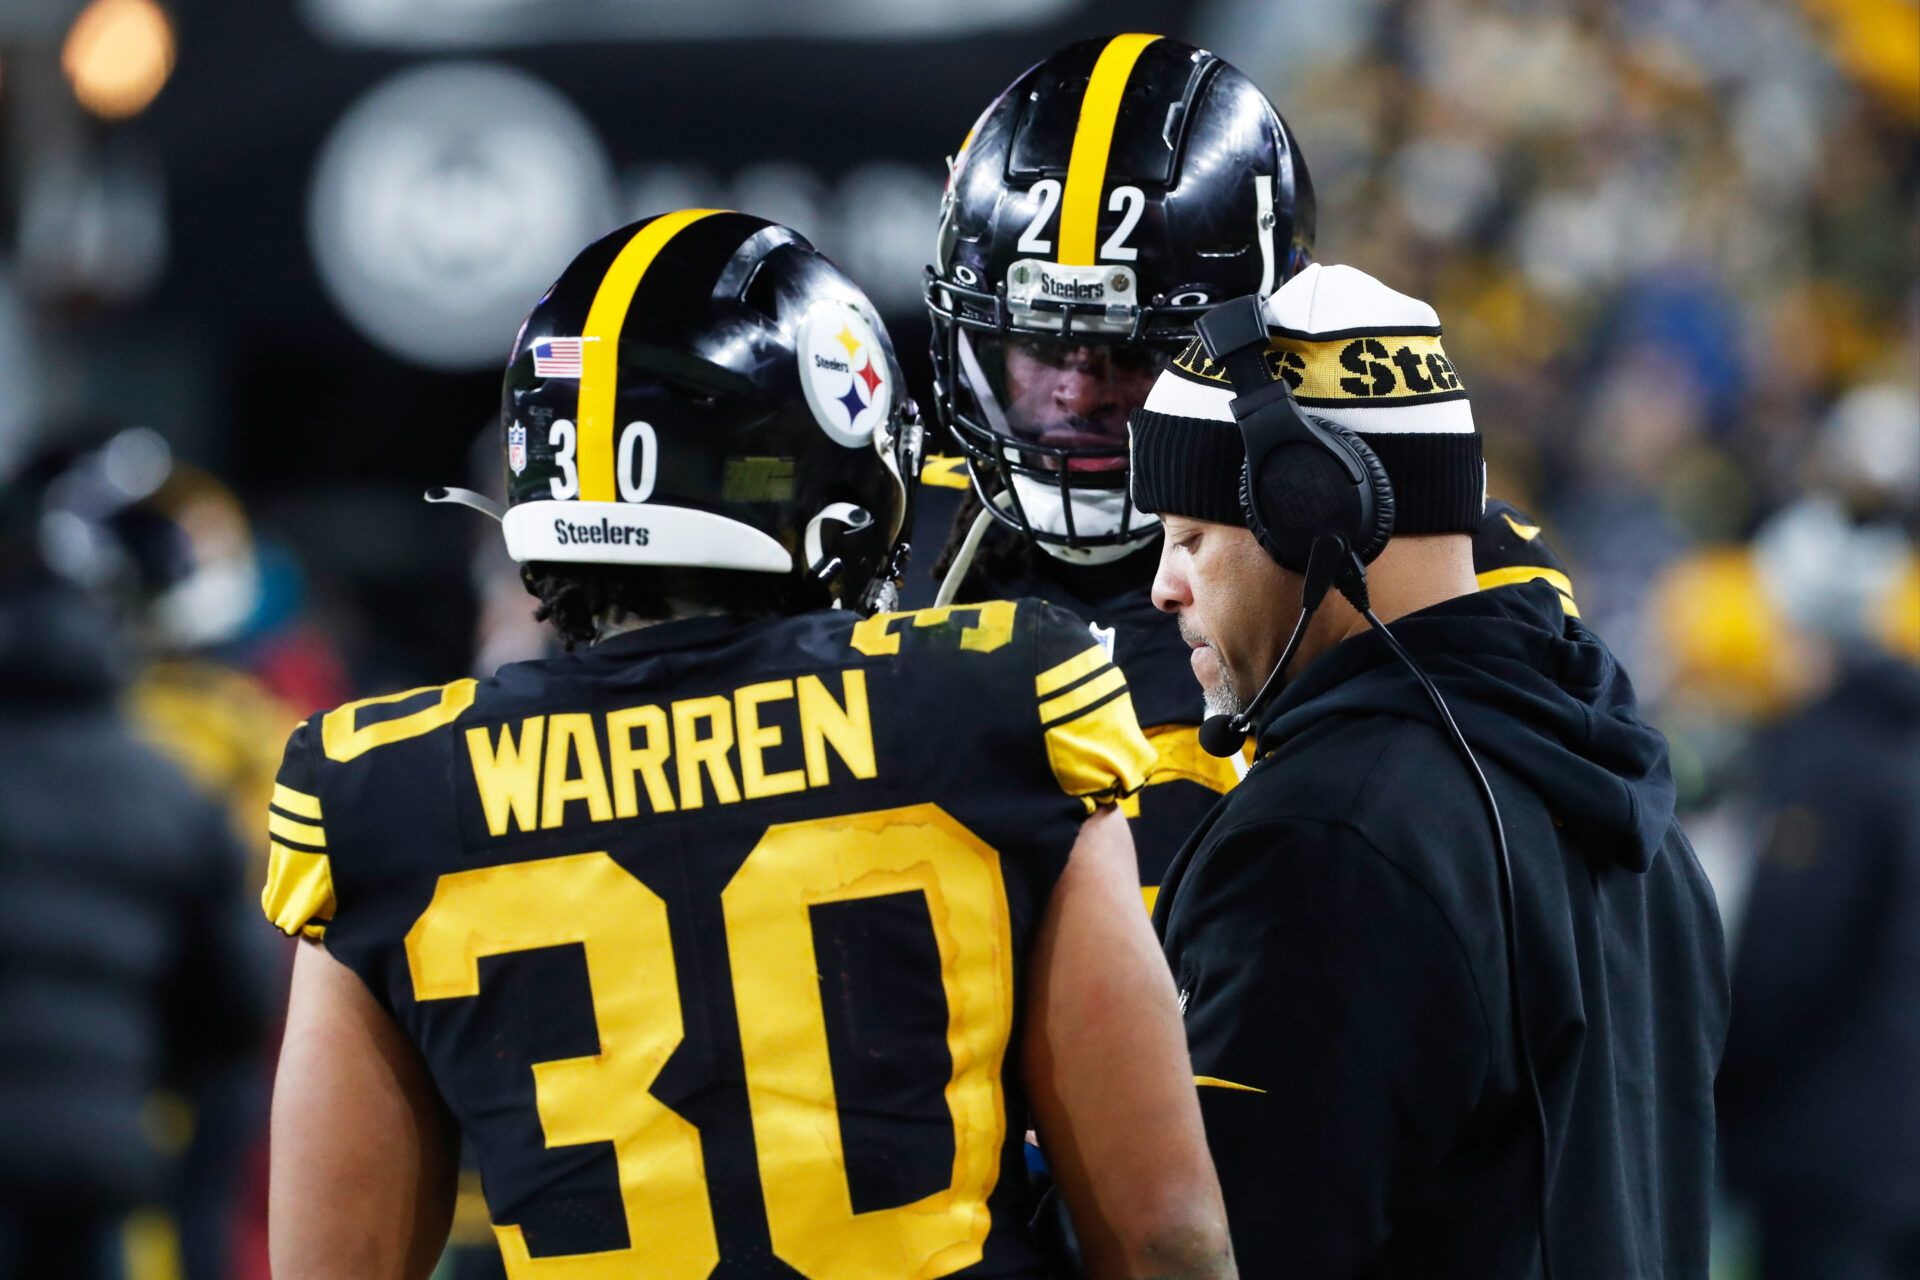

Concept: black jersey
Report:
left=261, top=603, right=1153, bottom=1279
left=905, top=467, right=1237, bottom=909
left=979, top=560, right=1237, bottom=909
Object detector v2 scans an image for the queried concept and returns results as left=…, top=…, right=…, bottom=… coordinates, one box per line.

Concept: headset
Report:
left=1194, top=295, right=1556, bottom=1280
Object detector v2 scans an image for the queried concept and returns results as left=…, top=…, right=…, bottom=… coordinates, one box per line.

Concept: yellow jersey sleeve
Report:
left=1031, top=606, right=1157, bottom=804
left=260, top=719, right=335, bottom=941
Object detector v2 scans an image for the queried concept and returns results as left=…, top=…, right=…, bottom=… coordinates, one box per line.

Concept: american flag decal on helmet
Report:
left=531, top=336, right=595, bottom=379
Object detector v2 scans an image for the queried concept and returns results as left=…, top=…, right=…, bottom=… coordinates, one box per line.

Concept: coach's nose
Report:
left=1151, top=542, right=1191, bottom=615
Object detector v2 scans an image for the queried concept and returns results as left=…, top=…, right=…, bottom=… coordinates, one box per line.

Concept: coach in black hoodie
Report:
left=1127, top=265, right=1728, bottom=1278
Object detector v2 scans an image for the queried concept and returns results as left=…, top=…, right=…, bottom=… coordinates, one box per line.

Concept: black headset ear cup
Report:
left=1239, top=431, right=1393, bottom=572
left=1238, top=453, right=1314, bottom=572
left=1236, top=461, right=1275, bottom=563
left=1329, top=427, right=1395, bottom=564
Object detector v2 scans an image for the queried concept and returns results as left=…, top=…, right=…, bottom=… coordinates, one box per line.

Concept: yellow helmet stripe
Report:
left=1057, top=32, right=1161, bottom=266
left=577, top=208, right=728, bottom=501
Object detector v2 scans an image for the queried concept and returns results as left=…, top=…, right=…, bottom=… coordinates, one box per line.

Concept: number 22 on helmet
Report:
left=926, top=34, right=1315, bottom=563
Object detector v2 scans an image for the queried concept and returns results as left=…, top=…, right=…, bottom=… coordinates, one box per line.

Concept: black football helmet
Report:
left=927, top=34, right=1315, bottom=561
left=2, top=423, right=263, bottom=648
left=435, top=210, right=922, bottom=615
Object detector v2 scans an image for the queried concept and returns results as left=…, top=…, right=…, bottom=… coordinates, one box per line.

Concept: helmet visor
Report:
left=954, top=331, right=1171, bottom=478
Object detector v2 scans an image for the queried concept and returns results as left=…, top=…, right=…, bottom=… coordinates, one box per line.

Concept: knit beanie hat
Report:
left=1129, top=263, right=1484, bottom=534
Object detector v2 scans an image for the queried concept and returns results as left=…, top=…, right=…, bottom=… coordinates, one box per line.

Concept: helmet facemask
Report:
left=942, top=322, right=1167, bottom=561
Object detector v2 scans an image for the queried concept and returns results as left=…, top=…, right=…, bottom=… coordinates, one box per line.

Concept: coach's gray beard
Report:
left=1179, top=615, right=1246, bottom=719
left=1203, top=667, right=1244, bottom=720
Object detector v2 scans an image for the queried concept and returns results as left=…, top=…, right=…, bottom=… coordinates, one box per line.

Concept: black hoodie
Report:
left=1152, top=580, right=1729, bottom=1279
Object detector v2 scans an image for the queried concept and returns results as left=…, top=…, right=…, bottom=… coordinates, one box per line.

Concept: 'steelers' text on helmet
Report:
left=462, top=210, right=921, bottom=615
left=926, top=34, right=1315, bottom=561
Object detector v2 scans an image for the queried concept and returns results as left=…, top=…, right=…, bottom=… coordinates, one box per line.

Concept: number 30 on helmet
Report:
left=432, top=210, right=923, bottom=615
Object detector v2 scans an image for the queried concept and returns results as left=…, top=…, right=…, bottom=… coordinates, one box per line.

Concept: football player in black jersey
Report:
left=265, top=212, right=1233, bottom=1280
left=918, top=34, right=1580, bottom=905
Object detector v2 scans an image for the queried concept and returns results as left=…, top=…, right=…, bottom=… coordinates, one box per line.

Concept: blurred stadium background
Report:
left=0, top=0, right=1913, bottom=1277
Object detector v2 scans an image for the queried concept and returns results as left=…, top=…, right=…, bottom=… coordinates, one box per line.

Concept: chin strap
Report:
left=934, top=507, right=997, bottom=607
left=803, top=503, right=870, bottom=580
left=424, top=486, right=505, bottom=522
left=936, top=484, right=1151, bottom=607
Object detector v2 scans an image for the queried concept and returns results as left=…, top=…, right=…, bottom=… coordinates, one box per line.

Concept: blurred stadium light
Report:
left=303, top=33, right=954, bottom=367
left=308, top=60, right=618, bottom=370
left=61, top=0, right=174, bottom=120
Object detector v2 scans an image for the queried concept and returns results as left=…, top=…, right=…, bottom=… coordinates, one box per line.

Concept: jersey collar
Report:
left=584, top=613, right=771, bottom=659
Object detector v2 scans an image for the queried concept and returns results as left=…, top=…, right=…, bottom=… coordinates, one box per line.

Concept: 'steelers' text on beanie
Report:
left=1129, top=263, right=1485, bottom=535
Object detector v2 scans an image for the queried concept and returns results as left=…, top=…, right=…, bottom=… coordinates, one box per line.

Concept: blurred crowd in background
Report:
left=0, top=0, right=1913, bottom=1277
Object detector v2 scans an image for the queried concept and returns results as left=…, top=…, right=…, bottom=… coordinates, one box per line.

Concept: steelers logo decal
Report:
left=798, top=302, right=889, bottom=447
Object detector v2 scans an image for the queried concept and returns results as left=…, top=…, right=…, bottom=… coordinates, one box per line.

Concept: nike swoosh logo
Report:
left=1502, top=512, right=1542, bottom=542
left=1195, top=1075, right=1266, bottom=1094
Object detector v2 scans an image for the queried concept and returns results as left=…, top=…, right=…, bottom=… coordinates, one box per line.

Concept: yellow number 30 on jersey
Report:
left=405, top=803, right=1015, bottom=1280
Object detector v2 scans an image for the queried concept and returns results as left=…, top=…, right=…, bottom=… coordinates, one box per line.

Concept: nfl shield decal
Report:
left=507, top=422, right=527, bottom=474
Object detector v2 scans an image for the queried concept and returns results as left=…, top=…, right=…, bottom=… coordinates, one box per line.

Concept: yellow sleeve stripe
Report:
left=1035, top=642, right=1110, bottom=697
left=1139, top=722, right=1242, bottom=795
left=1045, top=688, right=1157, bottom=799
left=270, top=783, right=322, bottom=819
left=1195, top=1075, right=1266, bottom=1094
left=1058, top=33, right=1161, bottom=265
left=267, top=811, right=326, bottom=848
left=1038, top=665, right=1126, bottom=726
left=262, top=842, right=335, bottom=941
left=1476, top=565, right=1579, bottom=617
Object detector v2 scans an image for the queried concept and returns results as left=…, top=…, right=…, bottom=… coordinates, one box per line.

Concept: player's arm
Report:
left=270, top=938, right=458, bottom=1280
left=1023, top=804, right=1236, bottom=1280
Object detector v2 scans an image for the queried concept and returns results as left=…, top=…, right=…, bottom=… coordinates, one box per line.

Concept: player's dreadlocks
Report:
left=524, top=563, right=796, bottom=650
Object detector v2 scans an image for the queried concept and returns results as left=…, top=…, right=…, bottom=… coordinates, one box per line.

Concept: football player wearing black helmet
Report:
left=919, top=34, right=1581, bottom=902
left=264, top=211, right=1233, bottom=1280
left=927, top=33, right=1314, bottom=565
left=921, top=33, right=1315, bottom=895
